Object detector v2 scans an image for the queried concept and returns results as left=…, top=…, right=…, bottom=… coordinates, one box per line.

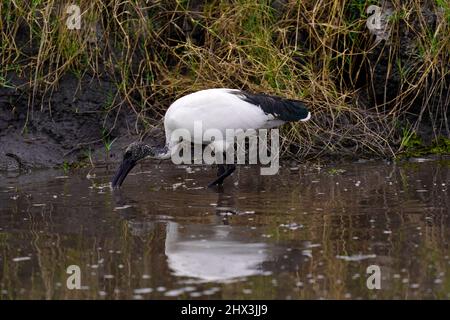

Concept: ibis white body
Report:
left=163, top=88, right=311, bottom=153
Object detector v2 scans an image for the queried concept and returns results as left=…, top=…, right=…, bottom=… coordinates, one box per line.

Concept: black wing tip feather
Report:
left=231, top=90, right=310, bottom=122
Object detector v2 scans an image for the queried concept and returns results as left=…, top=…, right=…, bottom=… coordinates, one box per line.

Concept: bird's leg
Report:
left=208, top=164, right=236, bottom=188
left=217, top=164, right=226, bottom=177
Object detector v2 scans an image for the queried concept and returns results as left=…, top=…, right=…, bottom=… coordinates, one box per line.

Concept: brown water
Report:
left=0, top=158, right=449, bottom=300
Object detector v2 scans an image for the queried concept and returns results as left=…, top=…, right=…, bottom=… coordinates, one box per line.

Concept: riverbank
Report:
left=0, top=1, right=449, bottom=170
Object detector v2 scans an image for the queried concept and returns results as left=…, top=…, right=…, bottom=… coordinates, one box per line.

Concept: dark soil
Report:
left=0, top=73, right=153, bottom=171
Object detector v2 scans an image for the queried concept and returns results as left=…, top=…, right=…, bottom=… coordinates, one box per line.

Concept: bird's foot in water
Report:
left=207, top=179, right=224, bottom=188
left=207, top=164, right=236, bottom=188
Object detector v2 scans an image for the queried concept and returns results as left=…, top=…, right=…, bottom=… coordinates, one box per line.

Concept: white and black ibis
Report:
left=111, top=88, right=311, bottom=188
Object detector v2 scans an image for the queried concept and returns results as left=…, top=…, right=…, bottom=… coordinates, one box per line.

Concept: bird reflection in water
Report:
left=112, top=188, right=307, bottom=283
left=112, top=188, right=269, bottom=282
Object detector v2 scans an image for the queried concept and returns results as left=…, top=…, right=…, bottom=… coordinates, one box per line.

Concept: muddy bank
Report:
left=0, top=73, right=162, bottom=171
left=0, top=1, right=448, bottom=170
left=0, top=70, right=445, bottom=171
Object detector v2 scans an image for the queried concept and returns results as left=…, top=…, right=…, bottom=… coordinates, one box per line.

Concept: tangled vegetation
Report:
left=0, top=0, right=449, bottom=160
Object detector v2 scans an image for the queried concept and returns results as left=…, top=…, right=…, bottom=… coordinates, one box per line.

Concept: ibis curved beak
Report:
left=111, top=158, right=137, bottom=189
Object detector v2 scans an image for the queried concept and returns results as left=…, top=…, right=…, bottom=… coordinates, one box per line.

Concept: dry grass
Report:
left=0, top=0, right=449, bottom=159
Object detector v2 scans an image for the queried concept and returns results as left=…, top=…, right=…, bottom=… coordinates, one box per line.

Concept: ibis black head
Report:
left=111, top=142, right=152, bottom=189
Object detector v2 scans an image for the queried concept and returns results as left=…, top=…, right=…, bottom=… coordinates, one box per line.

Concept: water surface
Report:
left=0, top=158, right=449, bottom=299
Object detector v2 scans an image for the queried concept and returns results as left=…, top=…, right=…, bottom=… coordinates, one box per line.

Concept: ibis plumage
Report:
left=111, top=88, right=311, bottom=188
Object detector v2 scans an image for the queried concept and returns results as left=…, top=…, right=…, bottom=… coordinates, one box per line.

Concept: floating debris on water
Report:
left=134, top=288, right=153, bottom=294
left=113, top=205, right=133, bottom=210
left=218, top=211, right=234, bottom=216
left=190, top=292, right=202, bottom=298
left=186, top=186, right=204, bottom=190
left=89, top=183, right=111, bottom=190
left=280, top=223, right=303, bottom=230
left=164, top=289, right=185, bottom=297
left=12, top=257, right=31, bottom=262
left=203, top=288, right=220, bottom=295
left=172, top=182, right=183, bottom=190
left=304, top=243, right=321, bottom=249
left=410, top=158, right=433, bottom=163
left=336, top=254, right=376, bottom=261
left=302, top=249, right=312, bottom=258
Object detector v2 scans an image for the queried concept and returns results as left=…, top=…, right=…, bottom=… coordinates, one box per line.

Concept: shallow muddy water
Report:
left=0, top=157, right=449, bottom=299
